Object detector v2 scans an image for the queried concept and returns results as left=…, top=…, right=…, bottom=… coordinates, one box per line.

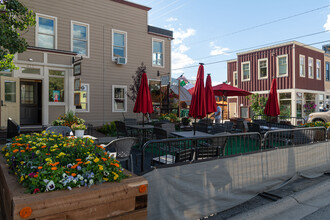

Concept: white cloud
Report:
left=209, top=41, right=229, bottom=56
left=172, top=51, right=195, bottom=74
left=212, top=81, right=221, bottom=86
left=324, top=14, right=330, bottom=30
left=166, top=17, right=178, bottom=22
left=173, top=28, right=196, bottom=45
left=177, top=44, right=189, bottom=53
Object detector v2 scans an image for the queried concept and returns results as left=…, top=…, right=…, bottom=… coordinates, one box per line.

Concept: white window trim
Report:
left=152, top=38, right=165, bottom=68
left=35, top=13, right=57, bottom=49
left=71, top=20, right=90, bottom=58
left=316, top=59, right=321, bottom=80
left=233, top=71, right=238, bottom=87
left=277, top=54, right=288, bottom=77
left=299, top=55, right=305, bottom=77
left=112, top=85, right=127, bottom=113
left=241, top=61, right=250, bottom=82
left=112, top=29, right=127, bottom=63
left=308, top=57, right=314, bottom=79
left=75, top=83, right=90, bottom=113
left=258, top=58, right=268, bottom=80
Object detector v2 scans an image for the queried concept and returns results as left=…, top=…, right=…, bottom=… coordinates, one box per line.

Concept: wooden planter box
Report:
left=0, top=156, right=148, bottom=220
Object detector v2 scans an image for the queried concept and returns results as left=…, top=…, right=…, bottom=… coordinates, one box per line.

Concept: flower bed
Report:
left=1, top=131, right=127, bottom=194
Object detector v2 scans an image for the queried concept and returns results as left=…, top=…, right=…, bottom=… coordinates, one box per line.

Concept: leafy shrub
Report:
left=97, top=122, right=117, bottom=137
left=301, top=121, right=330, bottom=129
left=52, top=110, right=85, bottom=127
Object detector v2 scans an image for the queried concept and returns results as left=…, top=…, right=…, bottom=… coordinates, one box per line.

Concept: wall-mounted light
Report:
left=28, top=58, right=33, bottom=62
left=240, top=104, right=243, bottom=107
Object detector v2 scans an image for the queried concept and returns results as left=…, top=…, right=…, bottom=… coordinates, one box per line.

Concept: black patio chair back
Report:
left=104, top=137, right=138, bottom=172
left=195, top=122, right=208, bottom=133
left=247, top=122, right=262, bottom=134
left=153, top=127, right=168, bottom=139
left=224, top=121, right=234, bottom=132
left=45, top=126, right=72, bottom=136
left=199, top=118, right=213, bottom=125
left=123, top=118, right=137, bottom=126
left=161, top=123, right=176, bottom=135
left=211, top=124, right=225, bottom=134
left=254, top=119, right=267, bottom=126
left=114, top=121, right=128, bottom=137
left=7, top=118, right=20, bottom=141
left=175, top=149, right=194, bottom=163
left=196, top=145, right=220, bottom=160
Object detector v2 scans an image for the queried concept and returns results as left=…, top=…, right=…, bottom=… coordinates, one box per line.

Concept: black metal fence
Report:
left=141, top=127, right=328, bottom=173
left=252, top=115, right=306, bottom=126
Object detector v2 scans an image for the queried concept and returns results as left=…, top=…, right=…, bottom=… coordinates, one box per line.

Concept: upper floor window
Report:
left=112, top=30, right=127, bottom=61
left=326, top=62, right=330, bottom=81
left=258, top=58, right=268, bottom=79
left=233, top=71, right=238, bottom=87
left=299, top=55, right=305, bottom=77
left=277, top=55, right=288, bottom=77
left=152, top=39, right=164, bottom=67
left=71, top=21, right=89, bottom=57
left=36, top=14, right=57, bottom=49
left=316, top=59, right=321, bottom=80
left=308, top=57, right=313, bottom=79
left=241, top=61, right=250, bottom=81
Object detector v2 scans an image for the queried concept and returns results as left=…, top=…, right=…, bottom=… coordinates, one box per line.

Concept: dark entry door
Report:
left=20, top=80, right=42, bottom=125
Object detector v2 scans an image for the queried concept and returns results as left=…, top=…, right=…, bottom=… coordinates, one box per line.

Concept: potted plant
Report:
left=71, top=123, right=86, bottom=138
left=181, top=117, right=191, bottom=126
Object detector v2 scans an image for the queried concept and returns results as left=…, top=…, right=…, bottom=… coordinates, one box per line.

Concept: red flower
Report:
left=33, top=188, right=40, bottom=194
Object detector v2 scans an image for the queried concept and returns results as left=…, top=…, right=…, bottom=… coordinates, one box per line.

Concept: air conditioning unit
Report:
left=115, top=57, right=126, bottom=65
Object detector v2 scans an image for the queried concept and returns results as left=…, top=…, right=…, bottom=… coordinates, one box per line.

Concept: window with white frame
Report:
left=75, top=84, right=89, bottom=112
left=112, top=30, right=126, bottom=60
left=152, top=39, right=164, bottom=67
left=71, top=21, right=89, bottom=57
left=36, top=14, right=56, bottom=49
left=277, top=55, right=288, bottom=77
left=299, top=55, right=305, bottom=77
left=49, top=70, right=64, bottom=102
left=316, top=59, right=321, bottom=80
left=308, top=57, right=313, bottom=78
left=233, top=71, right=238, bottom=87
left=241, top=62, right=250, bottom=81
left=258, top=58, right=268, bottom=79
left=112, top=85, right=127, bottom=112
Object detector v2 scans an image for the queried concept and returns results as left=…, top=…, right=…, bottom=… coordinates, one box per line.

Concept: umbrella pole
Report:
left=222, top=95, right=224, bottom=124
left=194, top=118, right=196, bottom=135
left=142, top=113, right=144, bottom=127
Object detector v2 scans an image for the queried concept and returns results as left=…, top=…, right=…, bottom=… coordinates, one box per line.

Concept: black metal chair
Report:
left=153, top=127, right=168, bottom=139
left=175, top=149, right=194, bottom=163
left=247, top=122, right=265, bottom=135
left=211, top=124, right=225, bottom=134
left=45, top=126, right=72, bottom=136
left=234, top=119, right=245, bottom=133
left=253, top=119, right=267, bottom=126
left=196, top=145, right=220, bottom=160
left=199, top=118, right=213, bottom=125
left=195, top=122, right=208, bottom=133
left=104, top=137, right=138, bottom=173
left=114, top=121, right=129, bottom=138
left=7, top=118, right=20, bottom=142
left=160, top=123, right=176, bottom=137
left=224, top=121, right=234, bottom=133
left=124, top=118, right=137, bottom=126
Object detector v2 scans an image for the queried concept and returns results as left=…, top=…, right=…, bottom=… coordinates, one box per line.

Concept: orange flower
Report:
left=76, top=159, right=82, bottom=162
left=41, top=145, right=47, bottom=148
left=71, top=165, right=78, bottom=169
left=54, top=162, right=59, bottom=166
left=20, top=150, right=25, bottom=153
left=51, top=167, right=57, bottom=171
left=46, top=153, right=50, bottom=155
left=101, top=158, right=107, bottom=161
left=65, top=171, right=70, bottom=174
left=77, top=161, right=83, bottom=165
left=19, top=207, right=32, bottom=218
left=13, top=149, right=19, bottom=153
left=71, top=173, right=77, bottom=177
left=38, top=166, right=43, bottom=170
left=34, top=174, right=38, bottom=178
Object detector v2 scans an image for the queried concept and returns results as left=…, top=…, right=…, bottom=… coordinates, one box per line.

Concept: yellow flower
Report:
left=94, top=158, right=100, bottom=163
left=20, top=176, right=24, bottom=182
left=31, top=147, right=37, bottom=150
left=5, top=153, right=9, bottom=157
left=103, top=178, right=108, bottom=181
left=36, top=150, right=40, bottom=155
left=98, top=165, right=103, bottom=171
left=112, top=172, right=119, bottom=180
left=90, top=140, right=94, bottom=144
left=20, top=161, right=24, bottom=165
left=57, top=152, right=66, bottom=157
left=45, top=158, right=52, bottom=163
left=84, top=161, right=91, bottom=165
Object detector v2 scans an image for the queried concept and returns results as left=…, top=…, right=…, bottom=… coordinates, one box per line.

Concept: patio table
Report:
left=171, top=131, right=214, bottom=138
left=260, top=125, right=282, bottom=131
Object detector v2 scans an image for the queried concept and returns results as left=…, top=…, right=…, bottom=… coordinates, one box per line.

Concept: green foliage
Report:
left=0, top=0, right=36, bottom=71
left=97, top=122, right=117, bottom=137
left=280, top=105, right=291, bottom=117
left=52, top=110, right=85, bottom=127
left=247, top=93, right=268, bottom=116
left=181, top=117, right=191, bottom=126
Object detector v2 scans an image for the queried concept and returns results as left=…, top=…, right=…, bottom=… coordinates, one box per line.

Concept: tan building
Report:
left=0, top=0, right=172, bottom=127
left=323, top=45, right=330, bottom=109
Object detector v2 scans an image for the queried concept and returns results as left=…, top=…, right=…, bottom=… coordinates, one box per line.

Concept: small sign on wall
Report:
left=74, top=78, right=81, bottom=91
left=74, top=62, right=81, bottom=76
left=74, top=93, right=81, bottom=106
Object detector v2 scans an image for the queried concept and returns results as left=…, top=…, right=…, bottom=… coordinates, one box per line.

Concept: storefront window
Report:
left=279, top=92, right=291, bottom=117
left=75, top=84, right=89, bottom=111
left=296, top=92, right=302, bottom=118
left=49, top=70, right=64, bottom=102
left=304, top=93, right=316, bottom=115
left=5, top=81, right=16, bottom=102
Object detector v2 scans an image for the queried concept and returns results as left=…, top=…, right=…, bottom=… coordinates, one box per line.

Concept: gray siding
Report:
left=19, top=0, right=171, bottom=126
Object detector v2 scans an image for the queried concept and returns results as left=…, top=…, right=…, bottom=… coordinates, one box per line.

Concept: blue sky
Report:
left=132, top=0, right=330, bottom=85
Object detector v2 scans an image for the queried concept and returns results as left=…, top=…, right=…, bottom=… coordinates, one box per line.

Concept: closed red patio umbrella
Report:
left=264, top=78, right=280, bottom=117
left=189, top=63, right=206, bottom=134
left=205, top=74, right=217, bottom=115
left=133, top=72, right=154, bottom=126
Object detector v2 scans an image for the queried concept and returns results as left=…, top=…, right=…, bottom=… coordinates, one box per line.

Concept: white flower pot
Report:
left=75, top=130, right=84, bottom=138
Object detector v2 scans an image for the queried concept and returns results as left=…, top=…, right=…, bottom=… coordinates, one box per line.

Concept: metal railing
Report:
left=141, top=132, right=262, bottom=172
left=252, top=115, right=306, bottom=126
left=263, top=127, right=326, bottom=149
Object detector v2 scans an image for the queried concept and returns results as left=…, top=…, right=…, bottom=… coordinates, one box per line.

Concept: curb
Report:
left=229, top=179, right=330, bottom=220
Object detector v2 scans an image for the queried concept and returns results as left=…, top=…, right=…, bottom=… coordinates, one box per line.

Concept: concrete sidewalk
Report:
left=229, top=176, right=330, bottom=220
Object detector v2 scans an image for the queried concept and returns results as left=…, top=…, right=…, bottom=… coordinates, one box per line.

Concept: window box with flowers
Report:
left=0, top=132, right=148, bottom=219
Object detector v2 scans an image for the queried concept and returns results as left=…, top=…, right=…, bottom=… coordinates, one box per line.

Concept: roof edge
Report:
left=27, top=46, right=78, bottom=56
left=227, top=59, right=237, bottom=63
left=111, top=0, right=151, bottom=11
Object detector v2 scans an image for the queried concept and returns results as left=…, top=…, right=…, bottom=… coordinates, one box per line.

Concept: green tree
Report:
left=0, top=0, right=35, bottom=71
left=247, top=93, right=268, bottom=117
